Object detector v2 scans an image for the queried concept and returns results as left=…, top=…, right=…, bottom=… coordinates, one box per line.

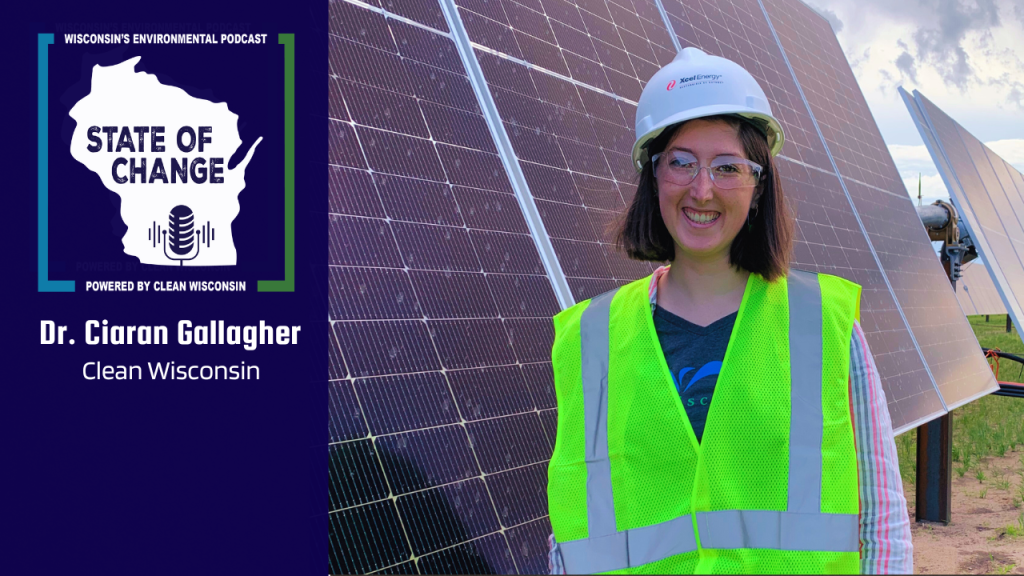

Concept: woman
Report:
left=546, top=48, right=912, bottom=574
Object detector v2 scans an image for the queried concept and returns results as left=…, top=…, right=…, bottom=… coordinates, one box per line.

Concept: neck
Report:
left=658, top=249, right=750, bottom=326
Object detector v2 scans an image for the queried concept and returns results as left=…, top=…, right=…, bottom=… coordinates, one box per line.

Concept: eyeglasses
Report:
left=651, top=150, right=763, bottom=190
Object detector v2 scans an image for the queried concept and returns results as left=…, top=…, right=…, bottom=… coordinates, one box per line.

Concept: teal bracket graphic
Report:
left=258, top=33, right=295, bottom=292
left=38, top=33, right=74, bottom=292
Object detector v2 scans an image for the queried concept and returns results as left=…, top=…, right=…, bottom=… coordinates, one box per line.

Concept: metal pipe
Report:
left=916, top=204, right=950, bottom=229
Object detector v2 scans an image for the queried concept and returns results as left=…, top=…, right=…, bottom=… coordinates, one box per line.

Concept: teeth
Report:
left=684, top=209, right=720, bottom=224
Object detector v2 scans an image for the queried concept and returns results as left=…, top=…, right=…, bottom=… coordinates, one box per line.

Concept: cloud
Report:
left=911, top=0, right=1000, bottom=89
left=811, top=5, right=845, bottom=32
left=1008, top=83, right=1024, bottom=109
left=895, top=51, right=918, bottom=82
left=848, top=47, right=871, bottom=74
left=889, top=143, right=941, bottom=175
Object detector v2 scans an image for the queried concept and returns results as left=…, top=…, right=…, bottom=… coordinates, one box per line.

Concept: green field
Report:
left=895, top=315, right=1024, bottom=501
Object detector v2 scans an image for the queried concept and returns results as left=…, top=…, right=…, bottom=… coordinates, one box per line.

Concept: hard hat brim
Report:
left=631, top=104, right=785, bottom=172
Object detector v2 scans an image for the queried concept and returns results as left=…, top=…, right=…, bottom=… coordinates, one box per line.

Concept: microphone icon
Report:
left=163, top=205, right=199, bottom=265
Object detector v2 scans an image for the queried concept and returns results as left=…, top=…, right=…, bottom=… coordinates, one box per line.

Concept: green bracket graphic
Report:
left=258, top=33, right=296, bottom=292
left=38, top=33, right=75, bottom=292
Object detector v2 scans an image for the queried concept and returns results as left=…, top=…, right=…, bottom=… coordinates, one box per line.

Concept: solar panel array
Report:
left=328, top=1, right=992, bottom=573
left=905, top=89, right=1024, bottom=354
left=957, top=262, right=1007, bottom=316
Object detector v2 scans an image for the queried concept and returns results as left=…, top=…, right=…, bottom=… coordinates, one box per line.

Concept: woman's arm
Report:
left=850, top=321, right=914, bottom=574
left=548, top=533, right=565, bottom=575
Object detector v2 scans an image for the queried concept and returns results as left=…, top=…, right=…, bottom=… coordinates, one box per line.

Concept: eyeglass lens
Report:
left=654, top=150, right=761, bottom=189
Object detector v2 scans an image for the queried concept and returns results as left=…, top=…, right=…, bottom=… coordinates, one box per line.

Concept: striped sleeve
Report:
left=548, top=533, right=565, bottom=575
left=850, top=321, right=914, bottom=574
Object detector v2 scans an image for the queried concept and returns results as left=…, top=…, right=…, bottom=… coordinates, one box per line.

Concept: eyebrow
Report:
left=665, top=145, right=746, bottom=159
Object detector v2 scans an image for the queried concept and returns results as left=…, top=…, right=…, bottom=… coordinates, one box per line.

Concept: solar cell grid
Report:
left=964, top=137, right=1024, bottom=252
left=416, top=533, right=518, bottom=574
left=487, top=462, right=551, bottom=527
left=327, top=1, right=561, bottom=572
left=505, top=517, right=555, bottom=574
left=398, top=478, right=501, bottom=554
left=958, top=263, right=1007, bottom=316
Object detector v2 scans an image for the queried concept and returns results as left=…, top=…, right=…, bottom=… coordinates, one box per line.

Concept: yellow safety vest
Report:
left=548, top=270, right=862, bottom=574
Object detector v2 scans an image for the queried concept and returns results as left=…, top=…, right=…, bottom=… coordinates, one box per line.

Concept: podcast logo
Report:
left=69, top=57, right=262, bottom=266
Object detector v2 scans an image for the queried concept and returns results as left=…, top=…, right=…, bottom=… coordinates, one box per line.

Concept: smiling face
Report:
left=656, top=118, right=761, bottom=265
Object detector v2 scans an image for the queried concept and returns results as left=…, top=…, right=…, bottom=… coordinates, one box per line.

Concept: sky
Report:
left=805, top=0, right=1024, bottom=206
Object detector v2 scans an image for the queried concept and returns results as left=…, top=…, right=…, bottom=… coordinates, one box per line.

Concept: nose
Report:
left=689, top=167, right=714, bottom=203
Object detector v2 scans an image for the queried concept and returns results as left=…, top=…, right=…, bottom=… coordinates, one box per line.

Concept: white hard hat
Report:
left=631, top=47, right=785, bottom=171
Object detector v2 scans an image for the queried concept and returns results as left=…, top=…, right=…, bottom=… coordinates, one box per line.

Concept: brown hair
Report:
left=614, top=115, right=793, bottom=282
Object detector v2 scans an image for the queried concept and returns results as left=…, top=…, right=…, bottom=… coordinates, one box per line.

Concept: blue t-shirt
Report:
left=653, top=305, right=737, bottom=443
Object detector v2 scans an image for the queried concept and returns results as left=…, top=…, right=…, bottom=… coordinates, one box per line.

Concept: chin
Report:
left=676, top=238, right=725, bottom=256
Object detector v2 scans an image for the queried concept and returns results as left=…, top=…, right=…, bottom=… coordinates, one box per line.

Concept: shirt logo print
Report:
left=675, top=361, right=722, bottom=393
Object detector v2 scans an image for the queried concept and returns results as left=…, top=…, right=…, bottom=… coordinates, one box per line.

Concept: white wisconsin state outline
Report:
left=69, top=56, right=261, bottom=266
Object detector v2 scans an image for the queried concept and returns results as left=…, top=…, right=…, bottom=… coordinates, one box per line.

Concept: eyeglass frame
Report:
left=651, top=150, right=764, bottom=189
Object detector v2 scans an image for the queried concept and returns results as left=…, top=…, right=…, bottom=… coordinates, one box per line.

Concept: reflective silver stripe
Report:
left=695, top=510, right=859, bottom=552
left=690, top=273, right=857, bottom=554
left=580, top=288, right=619, bottom=538
left=560, top=531, right=627, bottom=575
left=628, top=514, right=698, bottom=565
left=560, top=514, right=698, bottom=574
left=786, top=270, right=823, bottom=514
left=566, top=287, right=700, bottom=574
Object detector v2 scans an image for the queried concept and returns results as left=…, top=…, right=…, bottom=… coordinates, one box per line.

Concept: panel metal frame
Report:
left=438, top=0, right=575, bottom=309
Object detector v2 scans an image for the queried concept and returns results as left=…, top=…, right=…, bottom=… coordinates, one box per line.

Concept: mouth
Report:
left=682, top=207, right=721, bottom=227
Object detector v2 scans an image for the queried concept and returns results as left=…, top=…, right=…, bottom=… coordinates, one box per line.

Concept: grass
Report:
left=895, top=315, right=1024, bottom=489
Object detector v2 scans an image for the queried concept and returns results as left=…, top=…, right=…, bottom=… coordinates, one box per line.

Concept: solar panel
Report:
left=762, top=0, right=995, bottom=415
left=957, top=262, right=1007, bottom=316
left=328, top=0, right=993, bottom=572
left=327, top=2, right=560, bottom=573
left=905, top=89, right=1024, bottom=354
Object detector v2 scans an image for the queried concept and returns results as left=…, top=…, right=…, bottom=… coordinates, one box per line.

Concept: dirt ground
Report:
left=908, top=450, right=1024, bottom=574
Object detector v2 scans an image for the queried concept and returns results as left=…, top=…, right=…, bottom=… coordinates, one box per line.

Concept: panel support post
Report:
left=915, top=412, right=952, bottom=524
left=1008, top=315, right=1013, bottom=333
left=915, top=237, right=959, bottom=524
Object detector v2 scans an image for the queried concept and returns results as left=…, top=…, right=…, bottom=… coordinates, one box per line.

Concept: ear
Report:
left=751, top=187, right=762, bottom=209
